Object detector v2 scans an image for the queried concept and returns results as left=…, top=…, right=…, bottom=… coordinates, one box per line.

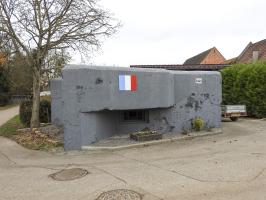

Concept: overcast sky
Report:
left=70, top=0, right=266, bottom=67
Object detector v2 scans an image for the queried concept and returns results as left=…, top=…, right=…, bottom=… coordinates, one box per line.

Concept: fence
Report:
left=11, top=95, right=32, bottom=104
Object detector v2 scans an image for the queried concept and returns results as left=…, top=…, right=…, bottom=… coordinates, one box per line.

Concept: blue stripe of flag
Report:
left=119, top=75, right=126, bottom=90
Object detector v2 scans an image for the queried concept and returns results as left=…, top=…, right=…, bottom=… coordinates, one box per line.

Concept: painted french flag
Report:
left=119, top=75, right=137, bottom=91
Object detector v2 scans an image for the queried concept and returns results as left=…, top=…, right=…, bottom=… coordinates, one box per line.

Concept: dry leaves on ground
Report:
left=13, top=129, right=63, bottom=150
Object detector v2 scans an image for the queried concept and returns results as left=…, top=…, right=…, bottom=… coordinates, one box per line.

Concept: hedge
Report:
left=0, top=93, right=10, bottom=107
left=221, top=62, right=266, bottom=118
left=19, top=99, right=51, bottom=127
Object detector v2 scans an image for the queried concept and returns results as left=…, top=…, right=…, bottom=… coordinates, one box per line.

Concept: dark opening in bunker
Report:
left=121, top=110, right=149, bottom=123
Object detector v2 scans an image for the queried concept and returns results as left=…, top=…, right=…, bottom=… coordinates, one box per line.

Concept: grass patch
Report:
left=0, top=104, right=18, bottom=111
left=0, top=115, right=24, bottom=137
left=0, top=115, right=63, bottom=151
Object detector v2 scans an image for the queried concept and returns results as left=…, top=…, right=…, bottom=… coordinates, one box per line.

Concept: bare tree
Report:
left=41, top=49, right=70, bottom=89
left=0, top=0, right=120, bottom=128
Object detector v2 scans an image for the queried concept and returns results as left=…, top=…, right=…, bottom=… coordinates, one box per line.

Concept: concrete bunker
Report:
left=50, top=65, right=221, bottom=150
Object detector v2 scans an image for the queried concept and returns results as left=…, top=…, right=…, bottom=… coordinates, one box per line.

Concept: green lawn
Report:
left=0, top=115, right=24, bottom=137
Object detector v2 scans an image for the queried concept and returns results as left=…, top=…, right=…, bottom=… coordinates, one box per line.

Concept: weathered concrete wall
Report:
left=117, top=72, right=221, bottom=135
left=63, top=65, right=175, bottom=112
left=51, top=65, right=222, bottom=150
left=80, top=111, right=117, bottom=146
left=170, top=71, right=221, bottom=133
left=50, top=78, right=63, bottom=126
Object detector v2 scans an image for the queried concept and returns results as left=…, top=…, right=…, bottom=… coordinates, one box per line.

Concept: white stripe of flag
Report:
left=124, top=75, right=131, bottom=90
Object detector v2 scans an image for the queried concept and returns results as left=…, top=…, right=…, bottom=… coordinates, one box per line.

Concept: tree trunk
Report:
left=30, top=66, right=41, bottom=128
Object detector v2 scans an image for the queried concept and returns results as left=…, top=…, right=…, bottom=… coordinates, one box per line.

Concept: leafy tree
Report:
left=0, top=0, right=120, bottom=128
left=41, top=49, right=70, bottom=90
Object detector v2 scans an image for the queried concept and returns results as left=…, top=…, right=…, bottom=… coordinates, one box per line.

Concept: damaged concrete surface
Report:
left=0, top=118, right=266, bottom=200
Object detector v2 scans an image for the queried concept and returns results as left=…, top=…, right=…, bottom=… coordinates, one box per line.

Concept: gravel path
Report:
left=0, top=106, right=19, bottom=126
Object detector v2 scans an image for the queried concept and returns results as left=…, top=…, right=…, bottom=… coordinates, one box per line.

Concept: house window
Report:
left=121, top=110, right=148, bottom=123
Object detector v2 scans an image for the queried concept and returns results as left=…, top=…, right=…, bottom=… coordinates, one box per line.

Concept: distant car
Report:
left=221, top=105, right=247, bottom=121
left=40, top=91, right=51, bottom=97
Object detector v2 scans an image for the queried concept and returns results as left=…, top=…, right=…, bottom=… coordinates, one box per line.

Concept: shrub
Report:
left=0, top=65, right=11, bottom=106
left=19, top=99, right=51, bottom=126
left=244, top=63, right=266, bottom=117
left=220, top=64, right=247, bottom=105
left=19, top=101, right=32, bottom=127
left=221, top=62, right=266, bottom=118
left=40, top=100, right=51, bottom=123
left=0, top=93, right=10, bottom=106
left=0, top=65, right=10, bottom=94
left=192, top=118, right=205, bottom=131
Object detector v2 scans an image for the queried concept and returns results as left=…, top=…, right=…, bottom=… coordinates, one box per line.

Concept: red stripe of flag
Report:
left=131, top=75, right=137, bottom=91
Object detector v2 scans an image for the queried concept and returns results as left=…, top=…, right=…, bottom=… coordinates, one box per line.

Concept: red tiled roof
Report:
left=183, top=47, right=226, bottom=65
left=222, top=57, right=238, bottom=64
left=183, top=48, right=214, bottom=65
left=238, top=39, right=266, bottom=63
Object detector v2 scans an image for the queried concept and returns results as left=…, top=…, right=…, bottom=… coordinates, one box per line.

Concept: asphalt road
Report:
left=0, top=118, right=266, bottom=200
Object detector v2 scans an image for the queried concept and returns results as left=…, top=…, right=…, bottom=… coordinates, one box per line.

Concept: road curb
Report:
left=81, top=128, right=222, bottom=151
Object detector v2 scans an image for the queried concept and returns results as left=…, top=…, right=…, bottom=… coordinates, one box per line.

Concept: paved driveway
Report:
left=0, top=118, right=266, bottom=200
left=0, top=106, right=19, bottom=126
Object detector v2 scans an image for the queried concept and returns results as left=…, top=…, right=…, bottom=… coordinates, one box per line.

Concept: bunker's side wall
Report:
left=170, top=71, right=221, bottom=132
